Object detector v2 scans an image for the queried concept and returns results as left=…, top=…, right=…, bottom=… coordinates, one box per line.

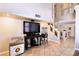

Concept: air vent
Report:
left=35, top=14, right=41, bottom=18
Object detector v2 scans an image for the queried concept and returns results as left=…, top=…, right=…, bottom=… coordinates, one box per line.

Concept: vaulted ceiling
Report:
left=54, top=3, right=78, bottom=22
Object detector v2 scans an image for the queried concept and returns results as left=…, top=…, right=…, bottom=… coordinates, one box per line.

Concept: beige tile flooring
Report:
left=22, top=38, right=75, bottom=56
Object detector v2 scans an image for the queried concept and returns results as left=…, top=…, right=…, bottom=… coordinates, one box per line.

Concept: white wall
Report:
left=0, top=17, right=23, bottom=55
left=0, top=3, right=52, bottom=22
left=75, top=5, right=79, bottom=50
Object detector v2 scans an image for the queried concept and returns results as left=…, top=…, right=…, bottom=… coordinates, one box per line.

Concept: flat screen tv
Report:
left=30, top=22, right=40, bottom=33
left=24, top=21, right=40, bottom=33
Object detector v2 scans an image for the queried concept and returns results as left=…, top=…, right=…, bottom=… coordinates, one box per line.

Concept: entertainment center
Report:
left=23, top=21, right=48, bottom=50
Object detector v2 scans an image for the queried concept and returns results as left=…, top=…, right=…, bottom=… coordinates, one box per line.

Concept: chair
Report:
left=41, top=33, right=48, bottom=44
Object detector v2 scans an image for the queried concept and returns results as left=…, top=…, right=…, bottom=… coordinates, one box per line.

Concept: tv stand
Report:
left=24, top=33, right=41, bottom=50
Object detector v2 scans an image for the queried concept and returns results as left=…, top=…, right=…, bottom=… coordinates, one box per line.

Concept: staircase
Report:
left=48, top=23, right=61, bottom=43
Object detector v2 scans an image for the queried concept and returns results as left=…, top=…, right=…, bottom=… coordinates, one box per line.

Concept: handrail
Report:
left=54, top=28, right=60, bottom=40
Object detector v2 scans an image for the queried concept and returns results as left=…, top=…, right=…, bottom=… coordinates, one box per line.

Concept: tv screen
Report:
left=30, top=23, right=40, bottom=33
left=24, top=21, right=40, bottom=33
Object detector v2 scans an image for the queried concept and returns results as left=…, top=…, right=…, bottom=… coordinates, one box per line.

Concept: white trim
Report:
left=0, top=51, right=9, bottom=55
left=75, top=48, right=79, bottom=51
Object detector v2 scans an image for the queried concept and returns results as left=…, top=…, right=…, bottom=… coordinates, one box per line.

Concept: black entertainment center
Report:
left=23, top=21, right=48, bottom=50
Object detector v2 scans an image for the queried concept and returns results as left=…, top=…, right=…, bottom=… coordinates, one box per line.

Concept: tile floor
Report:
left=22, top=37, right=75, bottom=56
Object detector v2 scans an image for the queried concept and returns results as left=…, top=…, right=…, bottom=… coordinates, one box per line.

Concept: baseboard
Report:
left=0, top=50, right=9, bottom=56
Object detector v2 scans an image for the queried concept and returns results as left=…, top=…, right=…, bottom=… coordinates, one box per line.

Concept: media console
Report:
left=23, top=21, right=48, bottom=50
